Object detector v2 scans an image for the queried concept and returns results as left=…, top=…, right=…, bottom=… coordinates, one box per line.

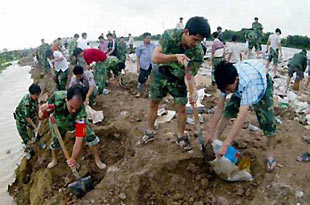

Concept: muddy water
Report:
left=0, top=62, right=32, bottom=204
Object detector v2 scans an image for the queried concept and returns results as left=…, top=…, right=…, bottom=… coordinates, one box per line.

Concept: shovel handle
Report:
left=71, top=166, right=81, bottom=180
left=49, top=116, right=71, bottom=160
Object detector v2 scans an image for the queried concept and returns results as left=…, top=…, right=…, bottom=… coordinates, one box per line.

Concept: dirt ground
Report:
left=8, top=57, right=310, bottom=205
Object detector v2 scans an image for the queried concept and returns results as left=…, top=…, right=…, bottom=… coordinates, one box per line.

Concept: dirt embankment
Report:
left=8, top=59, right=310, bottom=205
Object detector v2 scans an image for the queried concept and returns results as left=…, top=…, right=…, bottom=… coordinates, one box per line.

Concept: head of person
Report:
left=217, top=26, right=222, bottom=33
left=214, top=61, right=239, bottom=94
left=74, top=33, right=79, bottom=39
left=82, top=32, right=87, bottom=39
left=66, top=86, right=87, bottom=114
left=29, top=84, right=41, bottom=100
left=143, top=32, right=152, bottom=44
left=120, top=36, right=125, bottom=43
left=275, top=28, right=281, bottom=35
left=107, top=33, right=113, bottom=41
left=73, top=65, right=84, bottom=80
left=98, top=35, right=104, bottom=42
left=254, top=17, right=258, bottom=22
left=212, top=32, right=219, bottom=39
left=117, top=62, right=126, bottom=70
left=128, top=33, right=131, bottom=37
left=73, top=48, right=84, bottom=58
left=232, top=35, right=237, bottom=42
left=301, top=49, right=307, bottom=56
left=41, top=39, right=45, bottom=44
left=183, top=16, right=211, bottom=48
left=180, top=17, right=183, bottom=22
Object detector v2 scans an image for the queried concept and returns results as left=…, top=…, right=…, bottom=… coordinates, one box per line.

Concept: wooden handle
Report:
left=50, top=118, right=71, bottom=160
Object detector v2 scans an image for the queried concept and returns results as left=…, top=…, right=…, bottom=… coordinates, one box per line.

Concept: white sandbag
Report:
left=86, top=105, right=104, bottom=124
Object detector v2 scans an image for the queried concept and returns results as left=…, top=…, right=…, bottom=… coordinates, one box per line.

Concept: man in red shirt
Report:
left=73, top=48, right=109, bottom=94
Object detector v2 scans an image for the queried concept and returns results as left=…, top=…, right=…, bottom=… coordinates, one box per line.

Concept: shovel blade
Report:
left=68, top=176, right=93, bottom=198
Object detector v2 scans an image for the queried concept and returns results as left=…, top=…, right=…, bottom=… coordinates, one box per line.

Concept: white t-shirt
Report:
left=128, top=37, right=134, bottom=45
left=176, top=22, right=184, bottom=29
left=228, top=43, right=242, bottom=63
left=53, top=51, right=68, bottom=72
left=77, top=38, right=90, bottom=50
left=268, top=34, right=281, bottom=50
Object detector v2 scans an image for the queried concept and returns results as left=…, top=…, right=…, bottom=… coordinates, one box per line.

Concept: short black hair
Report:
left=214, top=61, right=238, bottom=93
left=143, top=32, right=151, bottom=38
left=73, top=48, right=83, bottom=57
left=275, top=28, right=281, bottom=34
left=254, top=17, right=258, bottom=20
left=67, top=86, right=87, bottom=102
left=98, top=35, right=104, bottom=40
left=57, top=37, right=62, bottom=41
left=82, top=32, right=87, bottom=38
left=73, top=65, right=84, bottom=75
left=232, top=35, right=237, bottom=42
left=74, top=33, right=79, bottom=38
left=180, top=17, right=183, bottom=20
left=217, top=26, right=222, bottom=31
left=185, top=16, right=211, bottom=39
left=120, top=36, right=124, bottom=39
left=29, top=84, right=41, bottom=95
left=212, top=32, right=219, bottom=39
left=117, top=62, right=126, bottom=70
left=106, top=33, right=113, bottom=37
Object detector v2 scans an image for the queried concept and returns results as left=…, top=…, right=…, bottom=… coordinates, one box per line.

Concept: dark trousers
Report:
left=138, top=65, right=152, bottom=84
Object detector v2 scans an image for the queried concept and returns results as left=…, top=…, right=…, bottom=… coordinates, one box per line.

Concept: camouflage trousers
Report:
left=212, top=57, right=225, bottom=84
left=268, top=48, right=279, bottom=64
left=48, top=120, right=100, bottom=150
left=16, top=121, right=34, bottom=146
left=94, top=62, right=108, bottom=93
left=55, top=69, right=69, bottom=90
left=224, top=75, right=277, bottom=137
left=150, top=69, right=187, bottom=105
left=248, top=39, right=262, bottom=51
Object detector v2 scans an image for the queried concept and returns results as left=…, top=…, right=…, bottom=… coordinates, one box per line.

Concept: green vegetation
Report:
left=219, top=29, right=310, bottom=50
left=0, top=49, right=33, bottom=72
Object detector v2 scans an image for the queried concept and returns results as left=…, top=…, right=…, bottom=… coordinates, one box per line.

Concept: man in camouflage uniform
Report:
left=118, top=37, right=127, bottom=63
left=205, top=60, right=278, bottom=172
left=14, top=84, right=41, bottom=159
left=37, top=39, right=50, bottom=73
left=68, top=34, right=79, bottom=57
left=94, top=56, right=126, bottom=90
left=140, top=16, right=211, bottom=151
left=286, top=49, right=308, bottom=94
left=248, top=17, right=263, bottom=59
left=41, top=86, right=106, bottom=169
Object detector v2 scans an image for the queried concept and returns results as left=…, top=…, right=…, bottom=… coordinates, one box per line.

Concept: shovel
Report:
left=34, top=121, right=47, bottom=149
left=49, top=116, right=93, bottom=198
left=184, top=61, right=210, bottom=162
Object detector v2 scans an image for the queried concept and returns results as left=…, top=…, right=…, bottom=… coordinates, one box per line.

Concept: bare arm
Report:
left=71, top=138, right=84, bottom=161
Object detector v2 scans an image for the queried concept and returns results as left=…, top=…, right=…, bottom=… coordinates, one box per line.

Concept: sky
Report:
left=1, top=0, right=310, bottom=50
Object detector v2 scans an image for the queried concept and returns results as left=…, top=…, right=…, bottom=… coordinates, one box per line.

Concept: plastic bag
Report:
left=209, top=140, right=253, bottom=182
left=86, top=105, right=104, bottom=124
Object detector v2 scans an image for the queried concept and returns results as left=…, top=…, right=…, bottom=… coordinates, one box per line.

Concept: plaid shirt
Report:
left=221, top=60, right=267, bottom=106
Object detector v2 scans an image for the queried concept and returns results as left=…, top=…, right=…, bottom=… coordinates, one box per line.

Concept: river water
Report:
left=0, top=62, right=32, bottom=204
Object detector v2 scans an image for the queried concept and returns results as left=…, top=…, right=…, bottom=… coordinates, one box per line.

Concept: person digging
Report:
left=41, top=86, right=106, bottom=169
left=205, top=60, right=278, bottom=172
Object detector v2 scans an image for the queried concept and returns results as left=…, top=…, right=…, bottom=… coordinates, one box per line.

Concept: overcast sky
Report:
left=1, top=0, right=310, bottom=50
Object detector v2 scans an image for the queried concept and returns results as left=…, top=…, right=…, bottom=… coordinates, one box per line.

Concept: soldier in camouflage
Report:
left=68, top=34, right=79, bottom=57
left=37, top=39, right=50, bottom=73
left=205, top=60, right=278, bottom=172
left=118, top=37, right=127, bottom=63
left=248, top=17, right=263, bottom=59
left=41, top=86, right=106, bottom=169
left=140, top=16, right=211, bottom=151
left=14, top=84, right=41, bottom=159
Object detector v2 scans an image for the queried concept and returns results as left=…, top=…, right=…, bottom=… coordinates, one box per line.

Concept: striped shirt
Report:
left=221, top=60, right=267, bottom=106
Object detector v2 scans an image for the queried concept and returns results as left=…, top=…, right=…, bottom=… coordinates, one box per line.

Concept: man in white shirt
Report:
left=48, top=49, right=69, bottom=90
left=176, top=17, right=184, bottom=29
left=266, top=28, right=282, bottom=78
left=227, top=35, right=242, bottom=63
left=77, top=32, right=90, bottom=50
left=128, top=33, right=134, bottom=54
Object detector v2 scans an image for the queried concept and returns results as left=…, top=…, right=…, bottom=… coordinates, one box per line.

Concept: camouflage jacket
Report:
left=38, top=43, right=50, bottom=66
left=68, top=39, right=77, bottom=57
left=48, top=91, right=87, bottom=131
left=158, top=29, right=204, bottom=80
left=252, top=22, right=263, bottom=37
left=289, top=52, right=308, bottom=71
left=14, top=94, right=38, bottom=124
left=118, top=42, right=127, bottom=62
